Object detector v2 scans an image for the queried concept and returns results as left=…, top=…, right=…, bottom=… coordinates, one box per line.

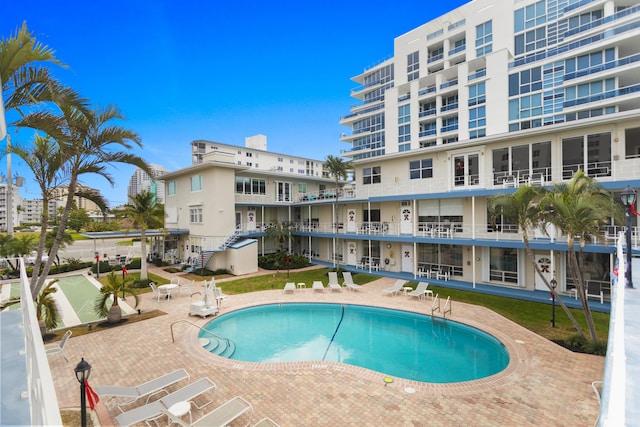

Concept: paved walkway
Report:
left=47, top=265, right=604, bottom=426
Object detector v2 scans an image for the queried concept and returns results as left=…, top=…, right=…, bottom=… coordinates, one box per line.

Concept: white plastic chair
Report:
left=45, top=330, right=72, bottom=361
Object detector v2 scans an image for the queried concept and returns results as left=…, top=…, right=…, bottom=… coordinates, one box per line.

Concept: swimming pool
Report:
left=200, top=303, right=510, bottom=383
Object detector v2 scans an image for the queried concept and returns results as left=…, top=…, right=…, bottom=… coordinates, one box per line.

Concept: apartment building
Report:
left=0, top=182, right=21, bottom=232
left=163, top=0, right=639, bottom=301
left=331, top=0, right=640, bottom=300
left=160, top=137, right=334, bottom=274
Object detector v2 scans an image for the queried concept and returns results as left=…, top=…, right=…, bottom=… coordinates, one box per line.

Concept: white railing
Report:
left=19, top=258, right=63, bottom=426
left=599, top=234, right=626, bottom=425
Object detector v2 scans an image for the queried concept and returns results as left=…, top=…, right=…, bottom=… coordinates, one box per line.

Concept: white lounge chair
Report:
left=327, top=272, right=342, bottom=292
left=312, top=281, right=324, bottom=292
left=96, top=368, right=190, bottom=412
left=407, top=282, right=431, bottom=300
left=213, top=286, right=229, bottom=306
left=164, top=396, right=253, bottom=427
left=115, top=378, right=216, bottom=427
left=382, top=279, right=407, bottom=296
left=45, top=330, right=72, bottom=362
left=342, top=272, right=363, bottom=291
left=283, top=282, right=296, bottom=293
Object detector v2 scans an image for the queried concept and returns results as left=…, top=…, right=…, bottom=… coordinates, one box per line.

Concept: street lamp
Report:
left=74, top=358, right=92, bottom=427
left=94, top=252, right=100, bottom=279
left=120, top=257, right=127, bottom=300
left=620, top=185, right=637, bottom=289
left=550, top=278, right=557, bottom=328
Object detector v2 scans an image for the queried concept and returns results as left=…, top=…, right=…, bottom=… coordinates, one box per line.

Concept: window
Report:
left=407, top=51, right=419, bottom=81
left=468, top=82, right=486, bottom=106
left=235, top=177, right=266, bottom=195
left=189, top=206, right=203, bottom=223
left=362, top=166, right=381, bottom=185
left=509, top=67, right=542, bottom=96
left=190, top=174, right=202, bottom=192
left=275, top=181, right=291, bottom=201
left=398, top=124, right=411, bottom=143
left=514, top=0, right=546, bottom=32
left=562, top=133, right=611, bottom=179
left=469, top=106, right=486, bottom=139
left=514, top=27, right=546, bottom=55
left=492, top=141, right=552, bottom=184
left=167, top=181, right=176, bottom=196
left=298, top=183, right=307, bottom=193
left=398, top=105, right=410, bottom=124
left=475, top=21, right=492, bottom=57
left=409, top=159, right=433, bottom=179
left=489, top=248, right=518, bottom=283
left=453, top=154, right=479, bottom=187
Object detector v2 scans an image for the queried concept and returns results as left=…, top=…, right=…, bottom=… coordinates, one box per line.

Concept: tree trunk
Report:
left=107, top=301, right=122, bottom=323
left=567, top=246, right=598, bottom=340
left=32, top=178, right=79, bottom=299
left=522, top=233, right=586, bottom=338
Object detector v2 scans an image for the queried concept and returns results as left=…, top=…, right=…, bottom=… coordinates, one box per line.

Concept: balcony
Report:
left=427, top=53, right=444, bottom=64
left=440, top=102, right=459, bottom=112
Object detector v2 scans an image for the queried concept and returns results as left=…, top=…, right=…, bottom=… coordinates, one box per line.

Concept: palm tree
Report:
left=488, top=185, right=585, bottom=336
left=1, top=21, right=64, bottom=112
left=16, top=101, right=149, bottom=299
left=36, top=280, right=61, bottom=332
left=116, top=190, right=165, bottom=281
left=540, top=170, right=621, bottom=341
left=323, top=155, right=352, bottom=269
left=11, top=134, right=69, bottom=274
left=0, top=280, right=61, bottom=333
left=9, top=234, right=37, bottom=257
left=45, top=227, right=74, bottom=266
left=94, top=271, right=140, bottom=323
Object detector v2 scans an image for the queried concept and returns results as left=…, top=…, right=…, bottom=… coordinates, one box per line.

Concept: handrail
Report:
left=442, top=296, right=452, bottom=319
left=170, top=319, right=230, bottom=349
left=431, top=294, right=441, bottom=317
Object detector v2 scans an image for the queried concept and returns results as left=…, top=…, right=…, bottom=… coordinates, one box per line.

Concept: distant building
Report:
left=18, top=198, right=62, bottom=225
left=127, top=164, right=168, bottom=205
left=0, top=182, right=21, bottom=232
left=51, top=184, right=103, bottom=214
left=191, top=135, right=324, bottom=177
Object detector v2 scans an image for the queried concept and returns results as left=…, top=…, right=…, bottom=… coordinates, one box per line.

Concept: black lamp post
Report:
left=550, top=278, right=557, bottom=328
left=120, top=258, right=127, bottom=300
left=74, top=358, right=92, bottom=427
left=620, top=185, right=637, bottom=289
left=94, top=252, right=100, bottom=279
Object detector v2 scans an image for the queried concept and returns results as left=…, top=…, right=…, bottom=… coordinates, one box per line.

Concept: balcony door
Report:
left=453, top=153, right=480, bottom=187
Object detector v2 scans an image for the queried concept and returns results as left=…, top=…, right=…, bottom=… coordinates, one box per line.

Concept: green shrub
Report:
left=258, top=253, right=310, bottom=270
left=584, top=339, right=608, bottom=356
left=565, top=333, right=587, bottom=352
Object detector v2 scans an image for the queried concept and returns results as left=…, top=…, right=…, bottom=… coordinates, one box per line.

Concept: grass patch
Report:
left=43, top=310, right=166, bottom=343
left=211, top=268, right=378, bottom=294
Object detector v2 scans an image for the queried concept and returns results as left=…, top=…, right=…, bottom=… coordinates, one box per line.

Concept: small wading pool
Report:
left=200, top=303, right=509, bottom=383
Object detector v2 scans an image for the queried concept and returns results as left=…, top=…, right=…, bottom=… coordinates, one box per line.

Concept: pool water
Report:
left=200, top=303, right=509, bottom=383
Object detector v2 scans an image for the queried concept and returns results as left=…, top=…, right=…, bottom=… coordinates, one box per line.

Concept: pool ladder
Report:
left=431, top=294, right=452, bottom=320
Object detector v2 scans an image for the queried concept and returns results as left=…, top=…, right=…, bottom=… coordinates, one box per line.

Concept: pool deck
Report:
left=47, top=265, right=604, bottom=426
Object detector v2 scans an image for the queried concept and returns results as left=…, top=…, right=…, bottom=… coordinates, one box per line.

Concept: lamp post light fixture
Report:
left=94, top=252, right=100, bottom=279
left=74, top=358, right=92, bottom=427
left=550, top=278, right=557, bottom=328
left=620, top=185, right=637, bottom=289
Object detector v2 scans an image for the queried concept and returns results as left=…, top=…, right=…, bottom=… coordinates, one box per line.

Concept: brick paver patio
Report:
left=47, top=266, right=604, bottom=426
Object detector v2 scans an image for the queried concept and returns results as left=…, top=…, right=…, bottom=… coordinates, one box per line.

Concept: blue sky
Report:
left=2, top=0, right=467, bottom=206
